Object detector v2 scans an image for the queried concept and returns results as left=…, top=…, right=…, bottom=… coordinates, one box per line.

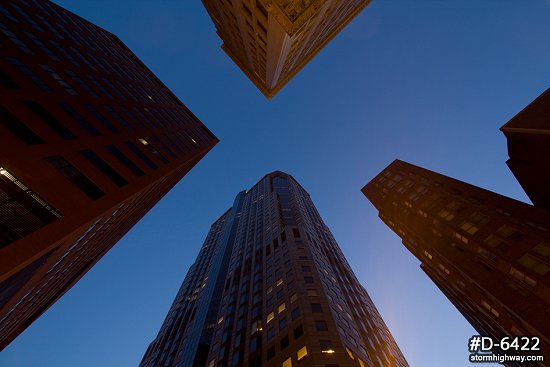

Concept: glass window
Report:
left=59, top=102, right=100, bottom=136
left=80, top=149, right=127, bottom=187
left=125, top=141, right=158, bottom=170
left=518, top=254, right=550, bottom=276
left=311, top=303, right=322, bottom=312
left=293, top=324, right=303, bottom=339
left=45, top=155, right=105, bottom=200
left=24, top=101, right=75, bottom=139
left=297, top=346, right=308, bottom=361
left=105, top=144, right=144, bottom=177
left=267, top=346, right=275, bottom=360
left=39, top=64, right=77, bottom=95
left=0, top=167, right=61, bottom=248
left=6, top=57, right=51, bottom=92
left=282, top=357, right=291, bottom=367
left=315, top=320, right=328, bottom=331
left=138, top=138, right=168, bottom=164
left=533, top=242, right=550, bottom=258
left=307, top=289, right=318, bottom=297
left=0, top=105, right=43, bottom=145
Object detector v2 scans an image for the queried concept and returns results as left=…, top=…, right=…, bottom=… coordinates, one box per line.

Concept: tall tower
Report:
left=141, top=172, right=408, bottom=367
left=201, top=0, right=372, bottom=99
left=501, top=88, right=550, bottom=210
left=363, top=160, right=550, bottom=364
left=0, top=0, right=218, bottom=350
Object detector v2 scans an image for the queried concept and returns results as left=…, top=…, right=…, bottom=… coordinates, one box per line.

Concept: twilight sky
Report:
left=1, top=1, right=549, bottom=366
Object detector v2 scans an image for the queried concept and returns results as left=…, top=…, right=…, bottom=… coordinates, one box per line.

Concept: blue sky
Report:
left=1, top=1, right=549, bottom=366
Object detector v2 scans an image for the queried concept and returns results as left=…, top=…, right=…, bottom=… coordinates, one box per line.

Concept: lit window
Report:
left=518, top=254, right=550, bottom=276
left=454, top=232, right=469, bottom=244
left=250, top=320, right=262, bottom=334
left=423, top=251, right=433, bottom=260
left=346, top=347, right=354, bottom=359
left=460, top=221, right=479, bottom=235
left=282, top=357, right=292, bottom=367
left=267, top=312, right=274, bottom=323
left=276, top=277, right=283, bottom=286
left=278, top=302, right=286, bottom=313
left=217, top=316, right=224, bottom=324
left=297, top=346, right=308, bottom=360
left=533, top=242, right=550, bottom=258
left=509, top=267, right=537, bottom=287
left=437, top=209, right=454, bottom=221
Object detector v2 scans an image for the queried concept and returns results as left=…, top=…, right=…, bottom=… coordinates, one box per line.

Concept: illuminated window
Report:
left=496, top=225, right=524, bottom=241
left=509, top=267, right=537, bottom=287
left=481, top=300, right=500, bottom=317
left=297, top=346, right=308, bottom=360
left=346, top=347, right=354, bottom=359
left=278, top=302, right=286, bottom=313
left=290, top=293, right=298, bottom=303
left=282, top=357, right=292, bottom=367
left=276, top=277, right=283, bottom=286
left=460, top=221, right=479, bottom=235
left=266, top=312, right=274, bottom=323
left=454, top=232, right=469, bottom=244
left=250, top=320, right=262, bottom=334
left=518, top=254, right=550, bottom=276
left=0, top=167, right=61, bottom=248
left=533, top=242, right=550, bottom=258
left=437, top=209, right=454, bottom=221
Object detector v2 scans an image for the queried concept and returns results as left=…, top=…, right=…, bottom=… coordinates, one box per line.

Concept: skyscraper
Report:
left=501, top=88, right=550, bottom=210
left=0, top=0, right=218, bottom=350
left=141, top=172, right=408, bottom=367
left=363, top=160, right=550, bottom=364
left=201, top=0, right=372, bottom=99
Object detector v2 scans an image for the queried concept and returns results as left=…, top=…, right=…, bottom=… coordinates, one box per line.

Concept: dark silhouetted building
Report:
left=363, top=160, right=549, bottom=365
left=201, top=0, right=372, bottom=99
left=501, top=88, right=550, bottom=210
left=0, top=0, right=218, bottom=350
left=141, top=172, right=408, bottom=367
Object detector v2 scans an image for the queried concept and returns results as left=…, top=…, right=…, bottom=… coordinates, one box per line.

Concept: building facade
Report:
left=201, top=0, right=372, bottom=99
left=0, top=0, right=218, bottom=350
left=141, top=172, right=408, bottom=367
left=501, top=88, right=550, bottom=210
left=363, top=160, right=550, bottom=365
